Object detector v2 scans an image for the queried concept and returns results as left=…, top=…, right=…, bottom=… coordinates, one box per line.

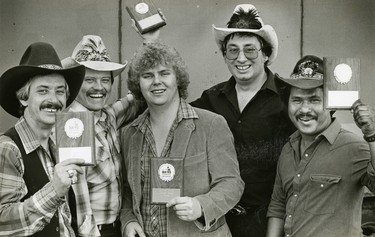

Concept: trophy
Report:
left=55, top=111, right=96, bottom=166
left=323, top=57, right=360, bottom=110
left=150, top=158, right=183, bottom=204
left=126, top=0, right=166, bottom=34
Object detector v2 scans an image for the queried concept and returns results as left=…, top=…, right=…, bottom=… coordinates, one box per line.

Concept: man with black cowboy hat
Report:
left=267, top=55, right=375, bottom=237
left=191, top=4, right=295, bottom=237
left=0, top=42, right=86, bottom=236
left=62, top=35, right=139, bottom=237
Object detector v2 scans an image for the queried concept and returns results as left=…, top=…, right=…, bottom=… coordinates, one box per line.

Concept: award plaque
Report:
left=126, top=0, right=166, bottom=34
left=323, top=57, right=360, bottom=110
left=150, top=158, right=183, bottom=204
left=55, top=111, right=96, bottom=166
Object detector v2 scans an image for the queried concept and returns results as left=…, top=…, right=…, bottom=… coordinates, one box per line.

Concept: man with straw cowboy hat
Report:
left=0, top=42, right=86, bottom=236
left=62, top=35, right=139, bottom=237
left=191, top=4, right=295, bottom=237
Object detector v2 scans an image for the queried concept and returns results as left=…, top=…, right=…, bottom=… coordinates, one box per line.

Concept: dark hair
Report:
left=127, top=41, right=189, bottom=102
left=220, top=8, right=272, bottom=65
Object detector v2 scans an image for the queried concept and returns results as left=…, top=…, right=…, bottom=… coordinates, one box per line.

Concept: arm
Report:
left=0, top=136, right=84, bottom=236
left=352, top=99, right=375, bottom=190
left=194, top=115, right=244, bottom=230
left=111, top=94, right=143, bottom=129
left=266, top=217, right=285, bottom=237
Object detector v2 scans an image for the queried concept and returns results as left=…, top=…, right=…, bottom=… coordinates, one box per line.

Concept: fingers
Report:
left=167, top=197, right=202, bottom=221
left=125, top=222, right=145, bottom=237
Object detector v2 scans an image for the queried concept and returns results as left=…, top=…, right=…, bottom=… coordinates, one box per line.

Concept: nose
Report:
left=93, top=80, right=104, bottom=90
left=237, top=49, right=247, bottom=62
left=152, top=75, right=162, bottom=85
left=300, top=100, right=312, bottom=113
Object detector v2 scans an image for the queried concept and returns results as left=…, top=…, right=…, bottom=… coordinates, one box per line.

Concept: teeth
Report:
left=236, top=65, right=250, bottom=70
left=44, top=108, right=58, bottom=113
left=90, top=94, right=104, bottom=98
left=152, top=89, right=165, bottom=94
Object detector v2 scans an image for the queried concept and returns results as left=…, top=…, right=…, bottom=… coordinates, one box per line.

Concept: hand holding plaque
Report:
left=324, top=57, right=360, bottom=110
left=150, top=158, right=183, bottom=204
left=55, top=111, right=96, bottom=166
left=126, top=0, right=166, bottom=34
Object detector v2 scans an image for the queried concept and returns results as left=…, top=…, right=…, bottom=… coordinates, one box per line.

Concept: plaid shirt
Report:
left=133, top=100, right=198, bottom=237
left=68, top=97, right=137, bottom=236
left=0, top=117, right=74, bottom=237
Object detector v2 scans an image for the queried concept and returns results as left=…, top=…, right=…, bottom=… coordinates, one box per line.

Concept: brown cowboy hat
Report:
left=0, top=42, right=85, bottom=117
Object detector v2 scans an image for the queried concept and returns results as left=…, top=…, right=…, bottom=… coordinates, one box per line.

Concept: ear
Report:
left=20, top=99, right=28, bottom=107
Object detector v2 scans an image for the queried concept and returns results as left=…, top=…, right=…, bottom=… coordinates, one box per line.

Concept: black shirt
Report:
left=191, top=68, right=295, bottom=208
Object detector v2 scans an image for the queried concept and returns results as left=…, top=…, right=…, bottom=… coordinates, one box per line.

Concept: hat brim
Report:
left=275, top=73, right=323, bottom=90
left=212, top=24, right=278, bottom=65
left=75, top=60, right=127, bottom=78
left=0, top=65, right=85, bottom=118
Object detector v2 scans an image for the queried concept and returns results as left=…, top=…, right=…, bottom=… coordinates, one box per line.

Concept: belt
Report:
left=97, top=220, right=120, bottom=231
left=229, top=204, right=259, bottom=216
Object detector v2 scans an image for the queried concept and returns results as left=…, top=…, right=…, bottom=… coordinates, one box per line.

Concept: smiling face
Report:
left=75, top=68, right=112, bottom=111
left=224, top=34, right=268, bottom=86
left=20, top=73, right=67, bottom=128
left=288, top=87, right=331, bottom=140
left=139, top=64, right=179, bottom=108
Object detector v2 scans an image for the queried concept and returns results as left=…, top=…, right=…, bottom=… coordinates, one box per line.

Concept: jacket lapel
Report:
left=170, top=119, right=195, bottom=158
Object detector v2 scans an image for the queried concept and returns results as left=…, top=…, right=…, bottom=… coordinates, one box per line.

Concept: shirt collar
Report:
left=132, top=99, right=198, bottom=130
left=14, top=116, right=43, bottom=154
left=220, top=67, right=279, bottom=95
left=289, top=118, right=341, bottom=145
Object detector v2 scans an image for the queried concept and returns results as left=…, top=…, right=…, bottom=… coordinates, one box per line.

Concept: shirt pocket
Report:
left=304, top=174, right=341, bottom=215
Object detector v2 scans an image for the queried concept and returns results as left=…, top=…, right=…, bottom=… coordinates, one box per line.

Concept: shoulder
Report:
left=203, top=80, right=229, bottom=95
left=335, top=128, right=367, bottom=148
left=193, top=107, right=225, bottom=121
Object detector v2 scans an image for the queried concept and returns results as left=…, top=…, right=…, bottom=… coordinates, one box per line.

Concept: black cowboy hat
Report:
left=0, top=42, right=85, bottom=117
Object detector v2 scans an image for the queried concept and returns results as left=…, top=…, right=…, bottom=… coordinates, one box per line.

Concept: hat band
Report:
left=290, top=72, right=323, bottom=80
left=38, top=64, right=63, bottom=70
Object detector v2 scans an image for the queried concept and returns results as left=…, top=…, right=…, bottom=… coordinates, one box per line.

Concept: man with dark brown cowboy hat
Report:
left=267, top=55, right=375, bottom=237
left=191, top=4, right=295, bottom=237
left=0, top=42, right=86, bottom=236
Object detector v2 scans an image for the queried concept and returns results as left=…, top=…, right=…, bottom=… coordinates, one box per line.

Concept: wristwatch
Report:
left=364, top=134, right=375, bottom=142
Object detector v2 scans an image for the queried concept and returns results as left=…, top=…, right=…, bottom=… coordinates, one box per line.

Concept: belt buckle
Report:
left=230, top=205, right=247, bottom=215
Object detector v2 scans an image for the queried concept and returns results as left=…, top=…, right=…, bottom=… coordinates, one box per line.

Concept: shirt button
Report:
left=152, top=217, right=156, bottom=220
left=237, top=120, right=241, bottom=124
left=56, top=227, right=59, bottom=232
left=321, top=184, right=324, bottom=188
left=288, top=215, right=292, bottom=218
left=286, top=234, right=290, bottom=237
left=305, top=153, right=309, bottom=157
left=294, top=194, right=298, bottom=197
left=297, top=174, right=301, bottom=177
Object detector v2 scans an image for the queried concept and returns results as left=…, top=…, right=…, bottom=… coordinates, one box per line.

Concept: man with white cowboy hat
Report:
left=62, top=35, right=139, bottom=237
left=267, top=55, right=375, bottom=237
left=0, top=42, right=86, bottom=236
left=191, top=4, right=295, bottom=237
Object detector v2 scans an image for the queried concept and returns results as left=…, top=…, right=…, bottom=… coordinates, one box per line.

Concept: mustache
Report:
left=86, top=89, right=107, bottom=96
left=40, top=101, right=63, bottom=111
left=296, top=113, right=317, bottom=120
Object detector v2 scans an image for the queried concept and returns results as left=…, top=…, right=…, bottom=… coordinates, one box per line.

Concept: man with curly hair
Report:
left=120, top=41, right=244, bottom=237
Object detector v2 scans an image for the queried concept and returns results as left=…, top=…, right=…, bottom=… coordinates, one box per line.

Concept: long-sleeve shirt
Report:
left=267, top=119, right=375, bottom=237
left=191, top=69, right=295, bottom=209
left=67, top=97, right=138, bottom=236
left=0, top=117, right=74, bottom=236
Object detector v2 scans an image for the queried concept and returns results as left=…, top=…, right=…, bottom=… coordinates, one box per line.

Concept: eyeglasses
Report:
left=225, top=46, right=262, bottom=60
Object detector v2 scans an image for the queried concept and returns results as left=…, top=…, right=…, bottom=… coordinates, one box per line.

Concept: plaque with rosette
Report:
left=55, top=111, right=96, bottom=166
left=150, top=158, right=183, bottom=204
left=126, top=0, right=166, bottom=34
left=324, top=57, right=360, bottom=110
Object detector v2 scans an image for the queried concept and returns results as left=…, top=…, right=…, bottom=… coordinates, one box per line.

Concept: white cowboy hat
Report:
left=62, top=35, right=127, bottom=78
left=213, top=4, right=278, bottom=65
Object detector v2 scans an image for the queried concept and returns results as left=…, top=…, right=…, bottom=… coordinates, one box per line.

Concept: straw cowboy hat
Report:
left=62, top=35, right=127, bottom=78
left=212, top=4, right=278, bottom=65
left=0, top=42, right=85, bottom=118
